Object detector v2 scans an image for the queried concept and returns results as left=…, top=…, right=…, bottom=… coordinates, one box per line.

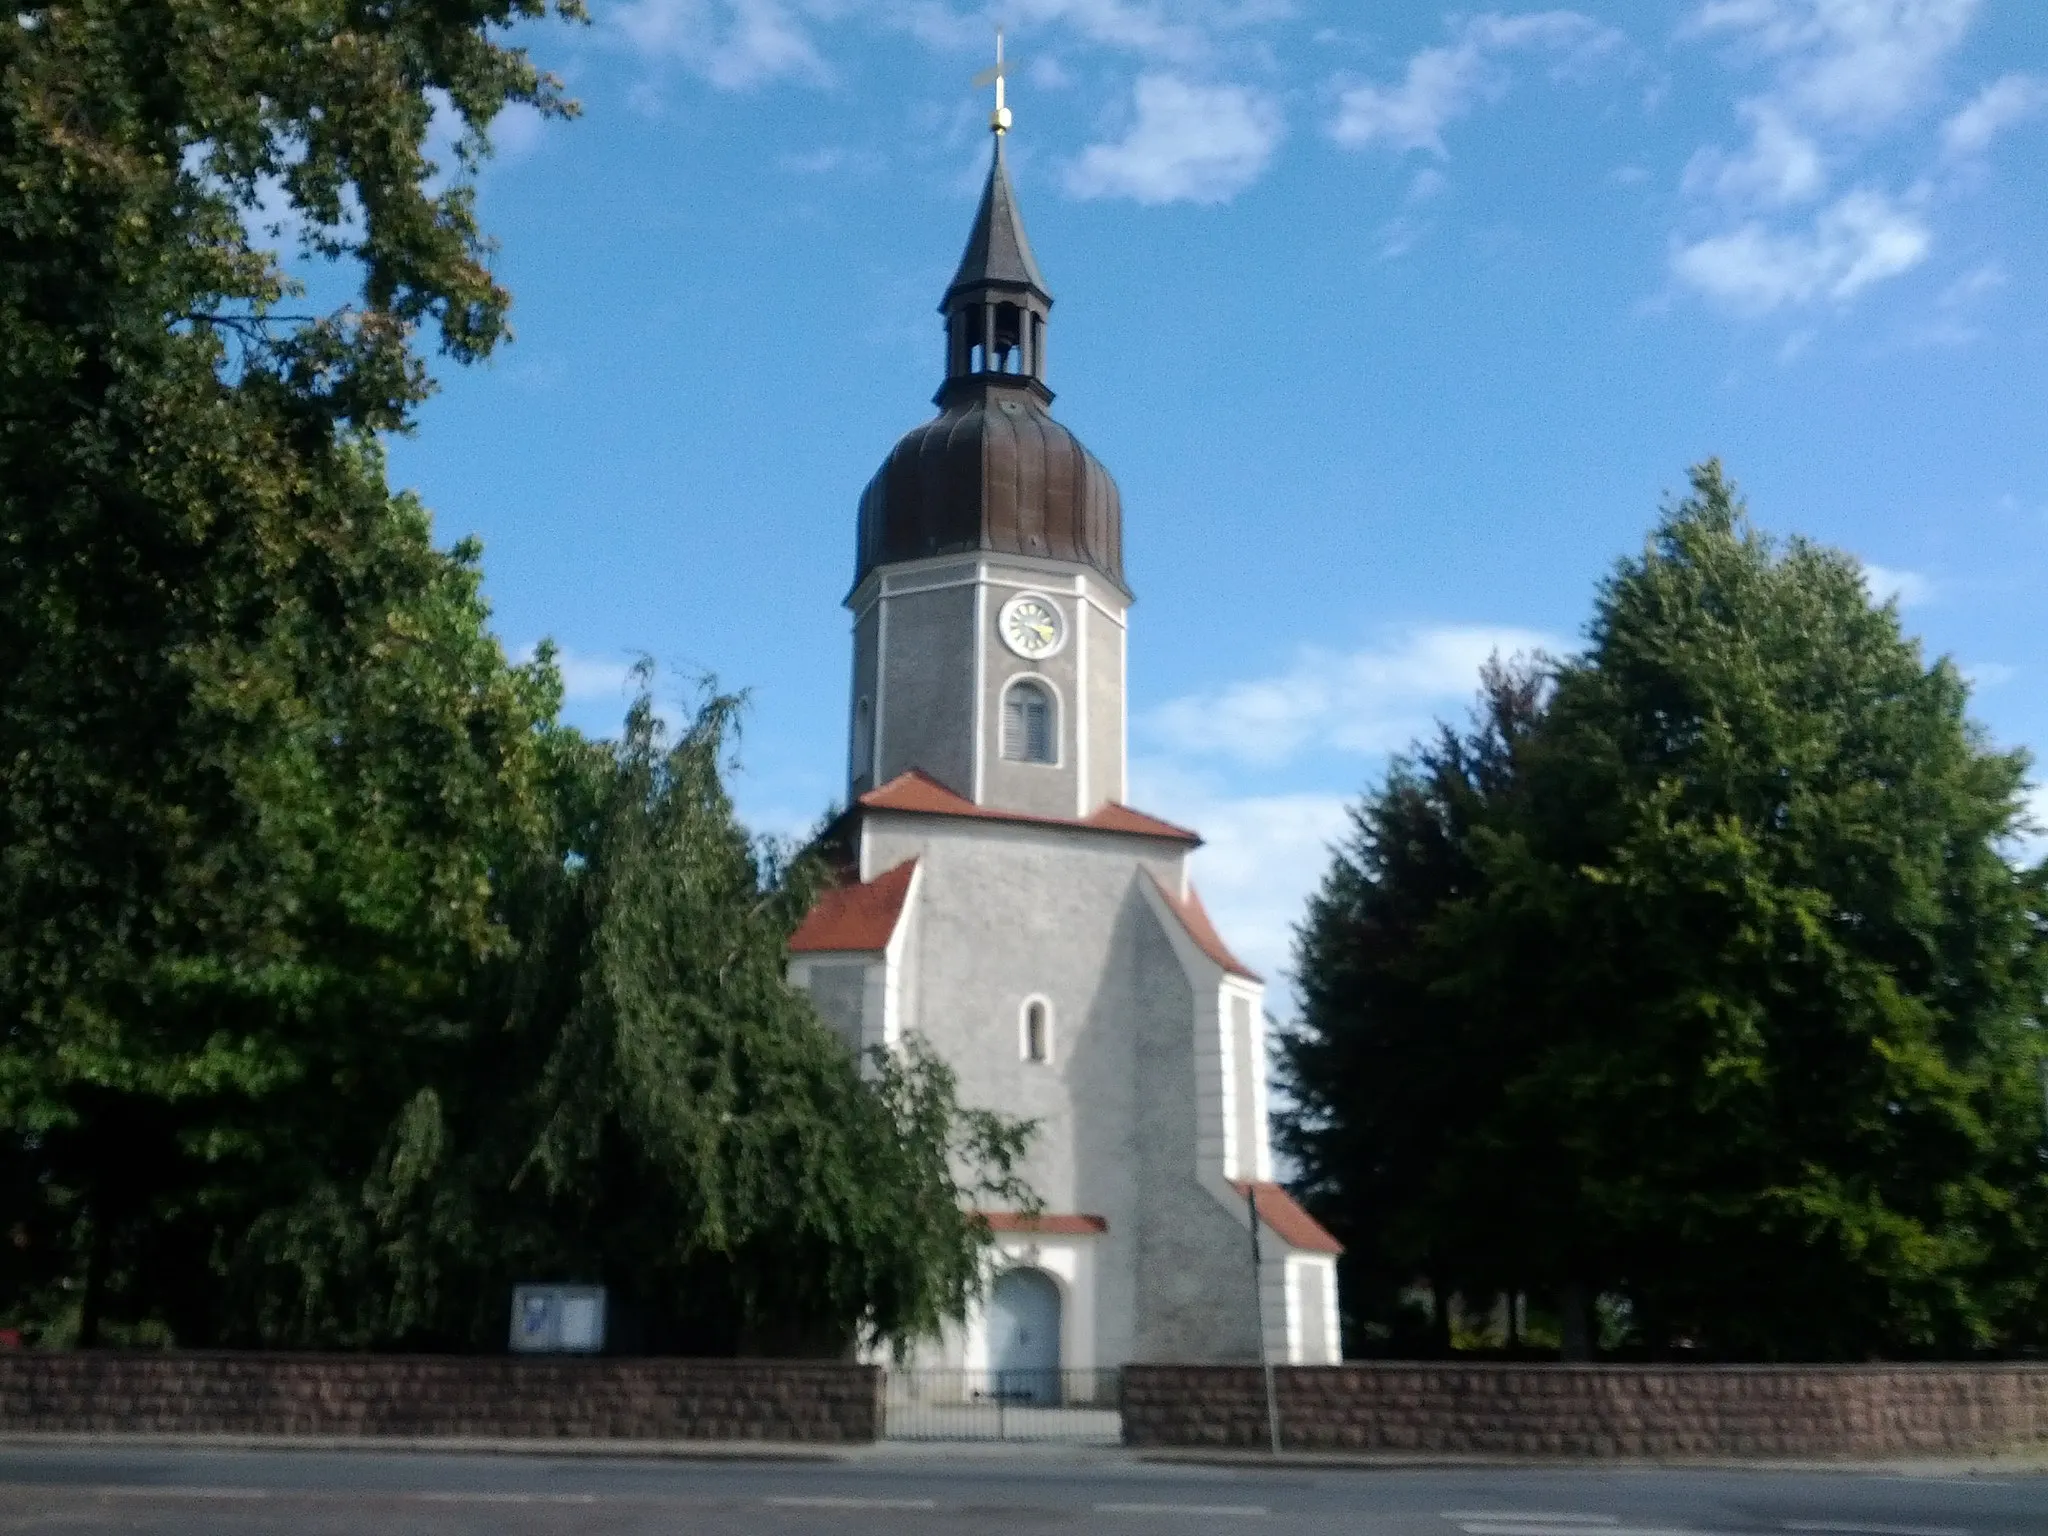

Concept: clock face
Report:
left=999, top=594, right=1066, bottom=659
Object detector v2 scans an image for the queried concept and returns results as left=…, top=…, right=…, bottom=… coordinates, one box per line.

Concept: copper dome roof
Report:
left=854, top=139, right=1126, bottom=595
left=855, top=379, right=1125, bottom=593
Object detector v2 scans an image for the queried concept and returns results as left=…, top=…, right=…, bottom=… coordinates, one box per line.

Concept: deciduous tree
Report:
left=1, top=0, right=1028, bottom=1354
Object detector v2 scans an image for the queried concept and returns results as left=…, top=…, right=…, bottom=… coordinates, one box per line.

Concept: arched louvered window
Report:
left=1001, top=679, right=1055, bottom=764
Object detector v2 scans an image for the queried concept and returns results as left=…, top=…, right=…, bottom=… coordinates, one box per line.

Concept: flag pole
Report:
left=1247, top=1183, right=1282, bottom=1455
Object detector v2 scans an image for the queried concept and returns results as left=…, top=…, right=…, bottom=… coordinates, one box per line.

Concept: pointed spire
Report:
left=934, top=68, right=1054, bottom=395
left=944, top=141, right=1050, bottom=306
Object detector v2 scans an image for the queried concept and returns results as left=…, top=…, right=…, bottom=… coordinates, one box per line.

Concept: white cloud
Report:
left=1028, top=55, right=1073, bottom=91
left=525, top=647, right=706, bottom=739
left=1376, top=213, right=1427, bottom=260
left=1938, top=261, right=2004, bottom=307
left=1003, top=0, right=1214, bottom=66
left=1145, top=624, right=1558, bottom=768
left=1688, top=0, right=1980, bottom=128
left=876, top=0, right=1297, bottom=69
left=1673, top=2, right=1993, bottom=318
left=419, top=91, right=465, bottom=189
left=1773, top=325, right=1819, bottom=362
left=1860, top=561, right=1933, bottom=607
left=1329, top=10, right=1622, bottom=156
left=1942, top=73, right=2048, bottom=158
left=1961, top=661, right=2015, bottom=690
left=611, top=0, right=1295, bottom=90
left=241, top=171, right=311, bottom=251
left=530, top=648, right=640, bottom=703
left=1065, top=74, right=1283, bottom=205
left=1130, top=759, right=1351, bottom=1003
left=489, top=103, right=548, bottom=162
left=1672, top=188, right=1930, bottom=311
left=1135, top=623, right=1561, bottom=998
left=1683, top=102, right=1826, bottom=206
left=614, top=0, right=829, bottom=89
left=2007, top=782, right=2048, bottom=866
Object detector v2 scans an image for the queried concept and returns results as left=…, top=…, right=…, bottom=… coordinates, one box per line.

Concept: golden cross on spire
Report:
left=972, top=26, right=1014, bottom=136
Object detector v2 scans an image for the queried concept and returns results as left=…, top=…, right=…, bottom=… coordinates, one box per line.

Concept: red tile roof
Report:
left=1148, top=874, right=1260, bottom=981
left=1233, top=1181, right=1343, bottom=1255
left=789, top=859, right=917, bottom=954
left=976, top=1212, right=1110, bottom=1235
left=858, top=770, right=1200, bottom=845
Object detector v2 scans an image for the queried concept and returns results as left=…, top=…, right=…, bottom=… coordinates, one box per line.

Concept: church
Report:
left=786, top=103, right=1341, bottom=1381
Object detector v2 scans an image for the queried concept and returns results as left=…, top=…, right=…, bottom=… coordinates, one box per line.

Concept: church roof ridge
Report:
left=1233, top=1180, right=1344, bottom=1255
left=858, top=769, right=1201, bottom=845
left=1146, top=871, right=1260, bottom=981
left=789, top=857, right=918, bottom=954
left=945, top=140, right=1049, bottom=305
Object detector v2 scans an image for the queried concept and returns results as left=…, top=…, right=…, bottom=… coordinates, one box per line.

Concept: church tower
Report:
left=847, top=138, right=1127, bottom=821
left=791, top=105, right=1342, bottom=1378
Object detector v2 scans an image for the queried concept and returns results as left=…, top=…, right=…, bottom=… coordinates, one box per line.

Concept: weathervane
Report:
left=973, top=26, right=1014, bottom=136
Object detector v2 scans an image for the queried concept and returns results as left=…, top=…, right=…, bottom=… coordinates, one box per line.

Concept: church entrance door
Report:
left=988, top=1267, right=1061, bottom=1405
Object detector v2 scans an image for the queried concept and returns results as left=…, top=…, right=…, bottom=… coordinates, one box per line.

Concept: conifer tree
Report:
left=1284, top=463, right=2048, bottom=1359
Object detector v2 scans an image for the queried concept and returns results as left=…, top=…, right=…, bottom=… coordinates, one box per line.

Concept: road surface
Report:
left=0, top=1441, right=2040, bottom=1535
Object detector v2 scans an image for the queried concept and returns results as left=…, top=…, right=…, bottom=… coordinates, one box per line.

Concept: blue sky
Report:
left=383, top=0, right=2048, bottom=999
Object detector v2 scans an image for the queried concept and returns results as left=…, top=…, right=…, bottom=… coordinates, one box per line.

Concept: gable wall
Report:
left=861, top=814, right=1189, bottom=1366
left=1129, top=917, right=1266, bottom=1364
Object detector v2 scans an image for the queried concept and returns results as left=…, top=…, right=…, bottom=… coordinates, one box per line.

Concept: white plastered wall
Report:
left=786, top=864, right=922, bottom=1064
left=1285, top=1253, right=1342, bottom=1364
left=846, top=553, right=1129, bottom=819
left=785, top=956, right=880, bottom=1053
left=1138, top=876, right=1341, bottom=1365
left=957, top=1234, right=1101, bottom=1375
left=1135, top=879, right=1270, bottom=1193
left=1219, top=978, right=1272, bottom=1184
left=859, top=813, right=1192, bottom=1369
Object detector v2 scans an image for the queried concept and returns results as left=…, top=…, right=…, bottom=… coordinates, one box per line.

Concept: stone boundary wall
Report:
left=1122, top=1362, right=2048, bottom=1458
left=0, top=1354, right=882, bottom=1443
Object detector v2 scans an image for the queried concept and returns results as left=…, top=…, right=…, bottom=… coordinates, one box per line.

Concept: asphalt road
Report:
left=0, top=1443, right=2041, bottom=1536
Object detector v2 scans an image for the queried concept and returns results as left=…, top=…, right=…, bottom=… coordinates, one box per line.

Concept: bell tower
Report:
left=939, top=136, right=1052, bottom=396
left=845, top=113, right=1130, bottom=821
left=795, top=43, right=1348, bottom=1373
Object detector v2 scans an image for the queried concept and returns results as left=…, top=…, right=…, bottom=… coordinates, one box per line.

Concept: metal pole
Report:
left=1248, top=1184, right=1282, bottom=1455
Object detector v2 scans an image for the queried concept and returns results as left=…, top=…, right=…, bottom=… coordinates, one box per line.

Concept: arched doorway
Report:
left=987, top=1267, right=1062, bottom=1405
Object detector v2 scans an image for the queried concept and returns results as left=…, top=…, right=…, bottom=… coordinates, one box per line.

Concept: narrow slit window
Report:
left=1023, top=1000, right=1051, bottom=1063
left=1002, top=680, right=1054, bottom=764
left=852, top=696, right=873, bottom=778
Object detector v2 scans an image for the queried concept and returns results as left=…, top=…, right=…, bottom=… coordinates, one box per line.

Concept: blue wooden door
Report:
left=987, top=1267, right=1061, bottom=1405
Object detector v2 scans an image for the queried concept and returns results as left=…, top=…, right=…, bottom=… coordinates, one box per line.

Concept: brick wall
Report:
left=0, top=1354, right=882, bottom=1442
left=1122, top=1362, right=2048, bottom=1458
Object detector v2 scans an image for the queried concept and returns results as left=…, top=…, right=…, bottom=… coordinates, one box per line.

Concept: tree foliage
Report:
left=2, top=0, right=579, bottom=1344
left=1282, top=463, right=2048, bottom=1360
left=227, top=688, right=1034, bottom=1356
left=507, top=692, right=1033, bottom=1356
left=1, top=0, right=1031, bottom=1351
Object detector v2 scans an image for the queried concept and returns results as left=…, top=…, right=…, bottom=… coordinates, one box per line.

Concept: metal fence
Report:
left=882, top=1367, right=1122, bottom=1443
